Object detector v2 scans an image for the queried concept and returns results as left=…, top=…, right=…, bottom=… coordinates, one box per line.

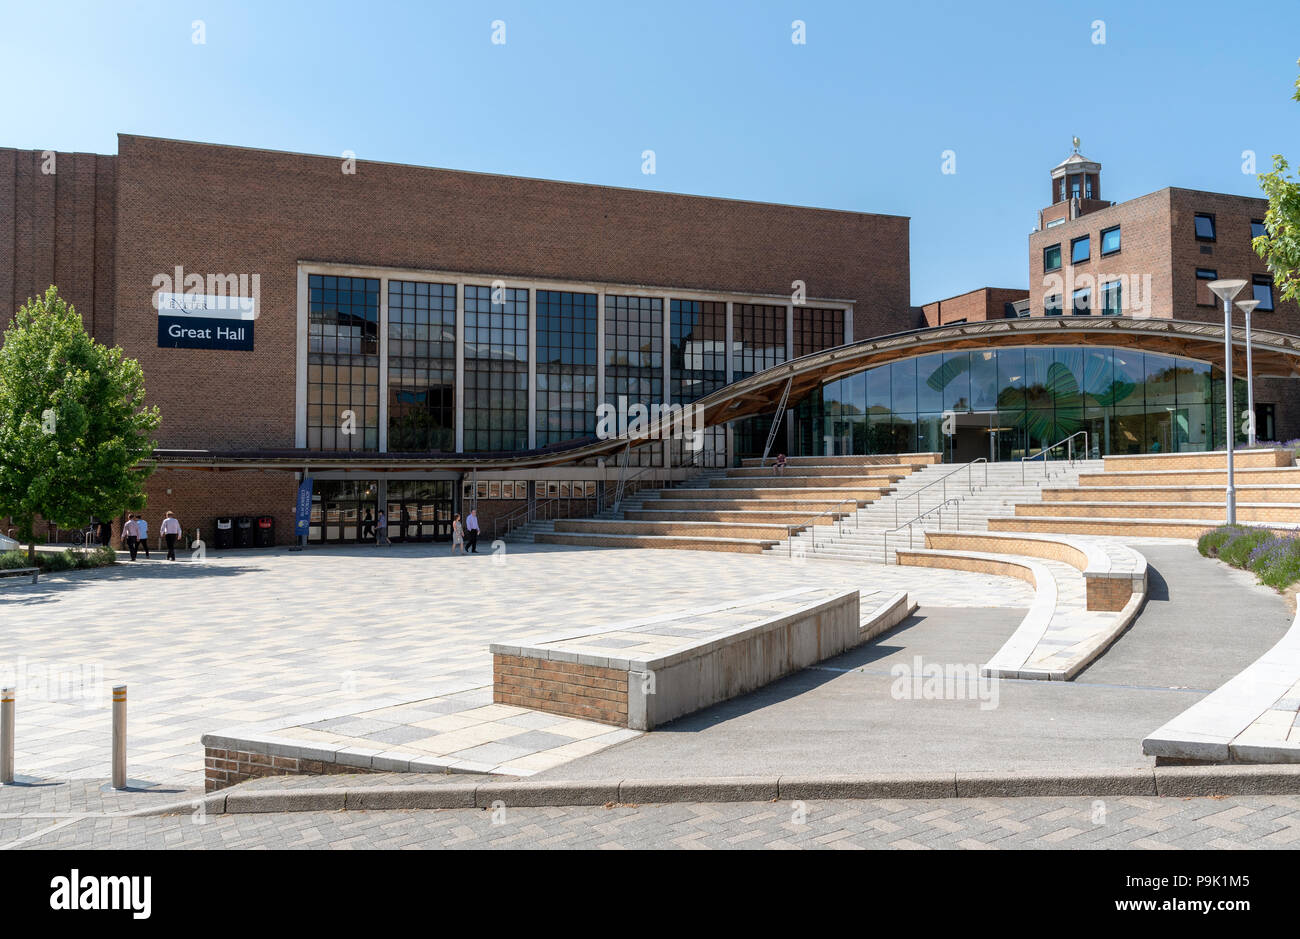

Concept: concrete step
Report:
left=708, top=474, right=904, bottom=489
left=536, top=531, right=777, bottom=553
left=553, top=518, right=796, bottom=539
left=624, top=509, right=850, bottom=524
left=1044, top=484, right=1300, bottom=504
left=1015, top=502, right=1300, bottom=523
left=1079, top=467, right=1300, bottom=487
left=1102, top=448, right=1294, bottom=472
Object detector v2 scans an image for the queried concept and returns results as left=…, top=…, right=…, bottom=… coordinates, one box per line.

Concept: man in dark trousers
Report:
left=465, top=508, right=480, bottom=553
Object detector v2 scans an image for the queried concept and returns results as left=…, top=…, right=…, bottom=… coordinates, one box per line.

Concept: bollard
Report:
left=1, top=687, right=13, bottom=785
left=111, top=684, right=126, bottom=789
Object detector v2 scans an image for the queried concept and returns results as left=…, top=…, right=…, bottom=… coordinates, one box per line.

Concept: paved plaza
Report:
left=10, top=794, right=1300, bottom=850
left=0, top=542, right=1033, bottom=788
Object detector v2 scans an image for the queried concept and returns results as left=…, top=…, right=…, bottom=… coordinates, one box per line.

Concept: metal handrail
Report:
left=882, top=458, right=987, bottom=530
left=784, top=502, right=856, bottom=558
left=1020, top=431, right=1089, bottom=483
left=882, top=497, right=963, bottom=564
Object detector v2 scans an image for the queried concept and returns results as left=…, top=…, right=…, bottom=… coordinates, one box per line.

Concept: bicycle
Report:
left=68, top=525, right=100, bottom=547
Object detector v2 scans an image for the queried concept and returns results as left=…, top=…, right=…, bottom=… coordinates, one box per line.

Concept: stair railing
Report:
left=759, top=377, right=793, bottom=467
left=1020, top=431, right=1088, bottom=484
left=783, top=503, right=856, bottom=558
left=880, top=458, right=988, bottom=530
left=882, top=497, right=963, bottom=564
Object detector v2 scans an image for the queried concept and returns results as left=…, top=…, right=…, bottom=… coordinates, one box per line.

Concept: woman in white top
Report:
left=451, top=514, right=465, bottom=554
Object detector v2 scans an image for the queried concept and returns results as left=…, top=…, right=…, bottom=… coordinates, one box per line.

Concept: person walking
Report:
left=123, top=515, right=139, bottom=561
left=135, top=514, right=150, bottom=558
left=360, top=508, right=374, bottom=543
left=160, top=511, right=182, bottom=561
left=97, top=518, right=112, bottom=548
left=451, top=514, right=465, bottom=555
left=375, top=510, right=391, bottom=546
left=466, top=508, right=480, bottom=553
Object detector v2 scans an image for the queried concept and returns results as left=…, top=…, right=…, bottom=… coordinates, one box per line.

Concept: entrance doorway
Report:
left=387, top=480, right=453, bottom=542
left=310, top=479, right=379, bottom=544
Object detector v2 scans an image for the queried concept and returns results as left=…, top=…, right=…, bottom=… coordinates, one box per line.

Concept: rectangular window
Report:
left=670, top=299, right=726, bottom=403
left=464, top=285, right=529, bottom=452
left=535, top=290, right=598, bottom=446
left=1043, top=244, right=1062, bottom=272
left=1100, top=226, right=1121, bottom=256
left=1071, top=235, right=1090, bottom=264
left=1253, top=275, right=1275, bottom=312
left=1251, top=219, right=1268, bottom=240
left=1196, top=268, right=1218, bottom=307
left=1044, top=294, right=1063, bottom=316
left=1071, top=288, right=1092, bottom=315
left=604, top=294, right=663, bottom=410
left=732, top=303, right=786, bottom=379
left=307, top=274, right=380, bottom=451
left=1070, top=175, right=1081, bottom=199
left=1085, top=176, right=1094, bottom=199
left=387, top=280, right=457, bottom=452
left=1101, top=280, right=1123, bottom=316
left=1194, top=213, right=1216, bottom=242
left=794, top=307, right=844, bottom=357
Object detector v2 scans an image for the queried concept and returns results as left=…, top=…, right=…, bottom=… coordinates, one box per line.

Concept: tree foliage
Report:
left=0, top=286, right=160, bottom=559
left=1253, top=60, right=1300, bottom=304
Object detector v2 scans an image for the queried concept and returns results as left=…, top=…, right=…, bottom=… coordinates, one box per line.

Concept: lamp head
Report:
left=1208, top=279, right=1248, bottom=303
left=1235, top=299, right=1261, bottom=315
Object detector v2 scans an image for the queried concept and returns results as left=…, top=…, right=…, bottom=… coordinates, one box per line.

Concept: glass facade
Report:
left=670, top=300, right=728, bottom=468
left=464, top=285, right=529, bottom=452
left=307, top=275, right=380, bottom=450
left=795, top=346, right=1246, bottom=460
left=387, top=280, right=456, bottom=451
left=535, top=290, right=598, bottom=446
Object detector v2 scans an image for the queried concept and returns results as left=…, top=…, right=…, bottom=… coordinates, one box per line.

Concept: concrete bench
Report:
left=490, top=587, right=914, bottom=730
left=1143, top=607, right=1300, bottom=764
left=0, top=567, right=39, bottom=585
left=897, top=534, right=1148, bottom=681
left=922, top=530, right=1146, bottom=612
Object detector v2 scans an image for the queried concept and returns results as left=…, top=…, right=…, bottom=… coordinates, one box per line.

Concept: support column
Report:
left=785, top=304, right=795, bottom=453
left=378, top=277, right=389, bottom=453
left=596, top=290, right=606, bottom=410
left=455, top=283, right=465, bottom=452
left=663, top=293, right=672, bottom=468
left=527, top=289, right=537, bottom=449
left=725, top=301, right=734, bottom=466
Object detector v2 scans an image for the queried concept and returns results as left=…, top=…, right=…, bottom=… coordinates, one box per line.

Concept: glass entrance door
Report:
left=309, top=479, right=379, bottom=544
left=387, top=481, right=454, bottom=542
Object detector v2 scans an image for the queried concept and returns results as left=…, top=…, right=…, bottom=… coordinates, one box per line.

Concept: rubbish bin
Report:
left=214, top=517, right=234, bottom=549
left=234, top=516, right=254, bottom=548
left=255, top=515, right=275, bottom=547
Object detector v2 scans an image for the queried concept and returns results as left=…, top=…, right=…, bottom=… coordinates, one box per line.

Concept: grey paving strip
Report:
left=108, top=764, right=1300, bottom=817
left=808, top=662, right=1217, bottom=695
left=16, top=793, right=1300, bottom=850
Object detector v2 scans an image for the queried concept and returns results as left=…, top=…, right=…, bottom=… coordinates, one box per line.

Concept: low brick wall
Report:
left=205, top=746, right=380, bottom=792
left=1086, top=577, right=1134, bottom=612
left=1103, top=448, right=1293, bottom=472
left=493, top=654, right=628, bottom=725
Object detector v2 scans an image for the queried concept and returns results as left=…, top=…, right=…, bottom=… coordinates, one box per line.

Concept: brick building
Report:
left=1, top=135, right=912, bottom=544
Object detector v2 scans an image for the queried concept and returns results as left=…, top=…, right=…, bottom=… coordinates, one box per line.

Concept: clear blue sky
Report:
left=4, top=0, right=1298, bottom=304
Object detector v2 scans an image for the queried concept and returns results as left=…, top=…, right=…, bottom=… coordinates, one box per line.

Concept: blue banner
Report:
left=294, top=477, right=313, bottom=536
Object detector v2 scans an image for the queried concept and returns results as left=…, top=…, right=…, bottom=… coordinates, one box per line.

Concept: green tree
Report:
left=0, top=286, right=160, bottom=561
left=1253, top=59, right=1300, bottom=304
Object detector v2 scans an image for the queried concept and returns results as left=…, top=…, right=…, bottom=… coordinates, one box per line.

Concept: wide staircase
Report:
left=990, top=447, right=1300, bottom=539
left=776, top=459, right=1104, bottom=564
left=533, top=453, right=941, bottom=553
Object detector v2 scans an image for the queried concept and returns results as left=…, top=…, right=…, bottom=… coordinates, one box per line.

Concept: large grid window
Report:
left=670, top=300, right=725, bottom=403
left=732, top=303, right=786, bottom=378
left=388, top=280, right=456, bottom=452
left=536, top=290, right=598, bottom=446
left=794, top=307, right=844, bottom=357
left=604, top=295, right=663, bottom=407
left=465, top=285, right=529, bottom=452
left=308, top=274, right=379, bottom=450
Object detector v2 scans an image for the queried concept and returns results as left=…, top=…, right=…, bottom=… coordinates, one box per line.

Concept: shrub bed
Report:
left=0, top=546, right=116, bottom=573
left=1199, top=524, right=1300, bottom=591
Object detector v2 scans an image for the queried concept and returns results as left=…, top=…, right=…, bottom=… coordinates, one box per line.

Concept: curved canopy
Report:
left=152, top=316, right=1300, bottom=472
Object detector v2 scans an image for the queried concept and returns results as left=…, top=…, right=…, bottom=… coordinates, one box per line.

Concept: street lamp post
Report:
left=1208, top=279, right=1248, bottom=525
left=1236, top=298, right=1261, bottom=446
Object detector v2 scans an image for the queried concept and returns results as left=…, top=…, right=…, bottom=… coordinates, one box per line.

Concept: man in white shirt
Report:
left=135, top=515, right=150, bottom=558
left=466, top=509, right=480, bottom=553
left=123, top=515, right=139, bottom=561
left=160, top=511, right=182, bottom=561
